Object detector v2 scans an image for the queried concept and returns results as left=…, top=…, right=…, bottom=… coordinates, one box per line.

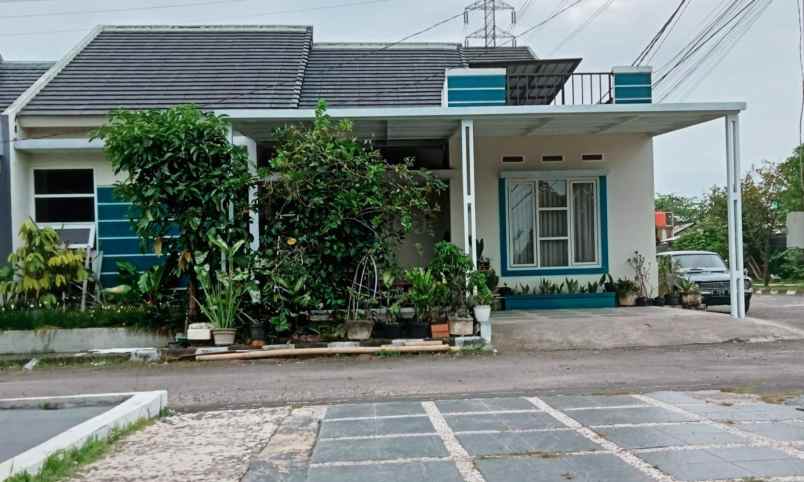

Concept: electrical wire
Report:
left=549, top=0, right=615, bottom=55
left=500, top=0, right=588, bottom=47
left=644, top=0, right=692, bottom=64
left=0, top=0, right=390, bottom=38
left=633, top=0, right=690, bottom=66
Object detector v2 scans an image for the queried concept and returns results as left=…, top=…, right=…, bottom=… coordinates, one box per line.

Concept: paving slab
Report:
left=542, top=395, right=648, bottom=409
left=434, top=397, right=536, bottom=414
left=476, top=453, right=656, bottom=482
left=736, top=420, right=804, bottom=441
left=682, top=402, right=804, bottom=422
left=445, top=411, right=564, bottom=432
left=567, top=406, right=697, bottom=426
left=324, top=401, right=425, bottom=419
left=319, top=416, right=435, bottom=439
left=456, top=430, right=601, bottom=456
left=595, top=423, right=745, bottom=449
left=310, top=435, right=449, bottom=463
left=639, top=446, right=804, bottom=481
left=307, top=461, right=463, bottom=482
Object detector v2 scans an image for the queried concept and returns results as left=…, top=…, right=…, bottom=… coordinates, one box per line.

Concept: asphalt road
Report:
left=1, top=295, right=801, bottom=412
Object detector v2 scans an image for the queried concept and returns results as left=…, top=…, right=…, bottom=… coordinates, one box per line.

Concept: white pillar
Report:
left=460, top=119, right=478, bottom=268
left=725, top=114, right=746, bottom=319
left=246, top=142, right=260, bottom=252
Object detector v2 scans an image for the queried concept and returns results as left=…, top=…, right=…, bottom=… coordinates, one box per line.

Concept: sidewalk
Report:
left=65, top=390, right=804, bottom=482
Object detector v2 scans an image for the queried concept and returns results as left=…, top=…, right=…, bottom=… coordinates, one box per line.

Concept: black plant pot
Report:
left=665, top=294, right=680, bottom=306
left=636, top=296, right=649, bottom=307
left=374, top=322, right=402, bottom=340
left=405, top=322, right=429, bottom=339
left=653, top=296, right=666, bottom=307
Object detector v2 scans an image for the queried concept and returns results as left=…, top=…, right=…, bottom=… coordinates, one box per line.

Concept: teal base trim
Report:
left=503, top=292, right=616, bottom=310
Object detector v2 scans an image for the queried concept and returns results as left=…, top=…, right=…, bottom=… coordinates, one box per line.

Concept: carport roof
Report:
left=225, top=102, right=747, bottom=142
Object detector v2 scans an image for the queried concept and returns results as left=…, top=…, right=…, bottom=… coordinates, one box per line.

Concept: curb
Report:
left=753, top=288, right=804, bottom=296
left=0, top=391, right=167, bottom=480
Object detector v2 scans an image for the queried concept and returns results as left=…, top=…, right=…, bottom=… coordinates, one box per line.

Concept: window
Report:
left=507, top=177, right=600, bottom=269
left=33, top=169, right=95, bottom=223
left=541, top=155, right=564, bottom=163
left=501, top=155, right=526, bottom=164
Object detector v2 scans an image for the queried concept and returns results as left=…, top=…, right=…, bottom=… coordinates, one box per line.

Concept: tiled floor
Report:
left=247, top=391, right=804, bottom=482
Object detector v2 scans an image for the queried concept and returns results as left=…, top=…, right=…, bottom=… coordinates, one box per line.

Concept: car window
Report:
left=672, top=253, right=726, bottom=270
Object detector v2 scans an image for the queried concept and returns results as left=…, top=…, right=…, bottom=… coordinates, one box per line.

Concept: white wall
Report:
left=10, top=150, right=121, bottom=249
left=788, top=212, right=804, bottom=249
left=449, top=133, right=659, bottom=294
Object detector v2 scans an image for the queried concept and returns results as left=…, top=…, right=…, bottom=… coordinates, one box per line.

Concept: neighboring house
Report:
left=1, top=25, right=749, bottom=318
left=0, top=55, right=53, bottom=261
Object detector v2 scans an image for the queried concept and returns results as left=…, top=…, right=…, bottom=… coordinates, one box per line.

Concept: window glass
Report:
left=540, top=240, right=569, bottom=267
left=538, top=211, right=568, bottom=237
left=573, top=182, right=597, bottom=263
left=673, top=254, right=726, bottom=270
left=509, top=183, right=535, bottom=265
left=33, top=169, right=95, bottom=223
left=35, top=198, right=95, bottom=223
left=538, top=180, right=567, bottom=207
left=34, top=169, right=93, bottom=195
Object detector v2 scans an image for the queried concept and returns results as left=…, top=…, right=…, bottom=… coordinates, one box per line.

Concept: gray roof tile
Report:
left=462, top=46, right=537, bottom=65
left=22, top=26, right=312, bottom=114
left=0, top=61, right=52, bottom=111
left=300, top=44, right=465, bottom=108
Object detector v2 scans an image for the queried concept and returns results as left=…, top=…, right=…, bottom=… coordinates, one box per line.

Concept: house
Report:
left=1, top=25, right=749, bottom=318
left=0, top=55, right=53, bottom=258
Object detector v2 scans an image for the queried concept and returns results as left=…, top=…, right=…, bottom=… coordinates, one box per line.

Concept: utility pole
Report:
left=464, top=0, right=517, bottom=47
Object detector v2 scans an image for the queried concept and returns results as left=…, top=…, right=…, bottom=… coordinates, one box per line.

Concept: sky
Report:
left=0, top=0, right=801, bottom=198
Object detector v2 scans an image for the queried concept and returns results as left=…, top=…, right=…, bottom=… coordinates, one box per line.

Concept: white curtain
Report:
left=509, top=183, right=535, bottom=265
left=573, top=182, right=597, bottom=264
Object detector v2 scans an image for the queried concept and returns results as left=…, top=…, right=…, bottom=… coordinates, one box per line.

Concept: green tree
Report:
left=94, top=106, right=252, bottom=320
left=777, top=144, right=804, bottom=214
left=257, top=102, right=445, bottom=309
left=655, top=193, right=703, bottom=224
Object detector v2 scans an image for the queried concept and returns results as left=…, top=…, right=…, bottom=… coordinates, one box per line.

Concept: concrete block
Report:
left=129, top=348, right=160, bottom=363
left=327, top=342, right=360, bottom=349
left=454, top=336, right=485, bottom=349
left=391, top=338, right=426, bottom=346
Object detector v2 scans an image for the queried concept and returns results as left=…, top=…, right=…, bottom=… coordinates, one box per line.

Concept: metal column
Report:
left=725, top=114, right=746, bottom=319
left=460, top=119, right=478, bottom=268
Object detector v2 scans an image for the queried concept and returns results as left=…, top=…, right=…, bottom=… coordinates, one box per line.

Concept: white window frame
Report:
left=506, top=174, right=602, bottom=271
left=31, top=168, right=96, bottom=230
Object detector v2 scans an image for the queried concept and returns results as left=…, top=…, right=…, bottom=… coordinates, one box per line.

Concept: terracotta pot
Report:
left=448, top=317, right=474, bottom=336
left=345, top=320, right=374, bottom=340
left=431, top=323, right=449, bottom=339
left=682, top=293, right=702, bottom=308
left=212, top=328, right=237, bottom=346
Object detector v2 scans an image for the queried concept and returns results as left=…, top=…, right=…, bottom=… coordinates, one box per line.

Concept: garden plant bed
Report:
left=503, top=292, right=617, bottom=310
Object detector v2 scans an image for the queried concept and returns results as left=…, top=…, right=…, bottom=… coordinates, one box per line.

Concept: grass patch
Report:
left=4, top=416, right=156, bottom=482
left=720, top=387, right=802, bottom=404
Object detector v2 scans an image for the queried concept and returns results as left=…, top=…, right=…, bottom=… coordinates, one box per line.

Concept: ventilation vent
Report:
left=541, top=155, right=564, bottom=163
left=581, top=153, right=605, bottom=162
left=501, top=155, right=526, bottom=164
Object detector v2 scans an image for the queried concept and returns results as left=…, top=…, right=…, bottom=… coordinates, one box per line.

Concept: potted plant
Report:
left=469, top=271, right=493, bottom=342
left=194, top=237, right=250, bottom=346
left=628, top=251, right=652, bottom=307
left=677, top=278, right=702, bottom=308
left=404, top=267, right=444, bottom=339
left=476, top=238, right=491, bottom=271
left=615, top=278, right=639, bottom=307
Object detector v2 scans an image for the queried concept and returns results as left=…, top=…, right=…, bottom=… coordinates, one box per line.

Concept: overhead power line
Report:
left=0, top=0, right=390, bottom=37
left=633, top=0, right=691, bottom=66
left=498, top=0, right=588, bottom=47
left=549, top=0, right=615, bottom=55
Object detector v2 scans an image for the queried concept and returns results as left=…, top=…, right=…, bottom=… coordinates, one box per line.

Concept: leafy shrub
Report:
left=257, top=102, right=445, bottom=310
left=769, top=248, right=804, bottom=281
left=0, top=220, right=88, bottom=308
left=0, top=305, right=183, bottom=331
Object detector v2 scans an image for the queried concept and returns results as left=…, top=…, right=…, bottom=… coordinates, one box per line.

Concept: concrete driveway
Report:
left=492, top=306, right=804, bottom=352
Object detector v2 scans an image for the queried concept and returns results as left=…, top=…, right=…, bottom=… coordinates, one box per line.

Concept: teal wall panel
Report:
left=102, top=255, right=162, bottom=273
left=503, top=293, right=616, bottom=310
left=447, top=73, right=506, bottom=107
left=613, top=70, right=652, bottom=104
left=97, top=203, right=138, bottom=220
left=613, top=73, right=651, bottom=86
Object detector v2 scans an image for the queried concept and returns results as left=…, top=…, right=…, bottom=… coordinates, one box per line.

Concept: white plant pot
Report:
left=480, top=320, right=492, bottom=344
left=473, top=305, right=491, bottom=323
left=212, top=328, right=237, bottom=346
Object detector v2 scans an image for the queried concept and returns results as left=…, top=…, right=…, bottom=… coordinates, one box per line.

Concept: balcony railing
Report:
left=507, top=72, right=614, bottom=106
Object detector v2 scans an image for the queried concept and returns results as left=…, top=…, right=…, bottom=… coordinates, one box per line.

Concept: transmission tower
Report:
left=464, top=0, right=517, bottom=47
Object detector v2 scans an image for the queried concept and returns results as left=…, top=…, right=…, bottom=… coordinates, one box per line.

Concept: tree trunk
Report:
left=186, top=273, right=199, bottom=333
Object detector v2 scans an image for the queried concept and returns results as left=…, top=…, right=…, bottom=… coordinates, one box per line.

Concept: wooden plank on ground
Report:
left=196, top=344, right=450, bottom=361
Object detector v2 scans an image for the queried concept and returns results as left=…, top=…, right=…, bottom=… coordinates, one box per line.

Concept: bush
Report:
left=0, top=305, right=183, bottom=331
